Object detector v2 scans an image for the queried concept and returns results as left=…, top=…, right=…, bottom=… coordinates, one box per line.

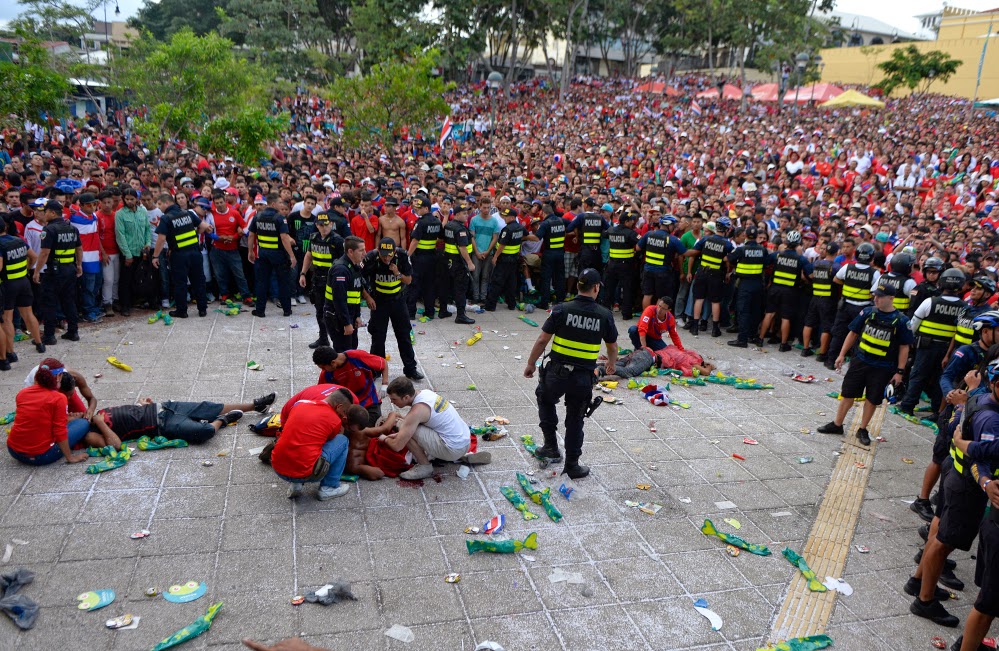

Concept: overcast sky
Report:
left=1, top=0, right=997, bottom=41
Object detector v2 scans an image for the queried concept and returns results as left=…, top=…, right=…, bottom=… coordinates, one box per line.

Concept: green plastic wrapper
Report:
left=466, top=532, right=538, bottom=554
left=701, top=519, right=771, bottom=556
left=515, top=472, right=563, bottom=522
left=151, top=601, right=223, bottom=651
left=782, top=547, right=827, bottom=592
left=500, top=486, right=539, bottom=520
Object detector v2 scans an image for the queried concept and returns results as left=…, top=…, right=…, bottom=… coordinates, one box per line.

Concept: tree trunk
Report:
left=707, top=25, right=714, bottom=78
left=504, top=0, right=519, bottom=96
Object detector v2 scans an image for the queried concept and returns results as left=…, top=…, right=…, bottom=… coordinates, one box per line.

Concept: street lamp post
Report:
left=487, top=71, right=503, bottom=150
left=793, top=51, right=809, bottom=114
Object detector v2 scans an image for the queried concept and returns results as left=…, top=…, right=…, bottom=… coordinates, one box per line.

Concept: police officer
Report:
left=299, top=213, right=342, bottom=349
left=801, top=242, right=840, bottom=360
left=440, top=202, right=477, bottom=325
left=33, top=200, right=81, bottom=344
left=325, top=235, right=371, bottom=352
left=524, top=268, right=618, bottom=479
left=758, top=230, right=812, bottom=351
left=0, top=218, right=44, bottom=361
left=152, top=200, right=213, bottom=319
left=690, top=216, right=734, bottom=338
left=726, top=224, right=770, bottom=346
left=950, top=277, right=996, bottom=356
left=908, top=256, right=944, bottom=318
left=602, top=210, right=640, bottom=320
left=363, top=237, right=423, bottom=380
left=324, top=197, right=352, bottom=240
left=899, top=268, right=966, bottom=419
left=638, top=214, right=687, bottom=310
left=879, top=252, right=918, bottom=313
left=825, top=241, right=880, bottom=371
left=248, top=199, right=297, bottom=318
left=534, top=204, right=566, bottom=310
left=568, top=204, right=609, bottom=275
left=406, top=196, right=442, bottom=320
left=484, top=207, right=525, bottom=311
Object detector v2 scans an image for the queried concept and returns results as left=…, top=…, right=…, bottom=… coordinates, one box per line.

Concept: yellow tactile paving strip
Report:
left=769, top=402, right=886, bottom=642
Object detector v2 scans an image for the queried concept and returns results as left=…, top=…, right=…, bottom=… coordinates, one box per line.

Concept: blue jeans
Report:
left=7, top=418, right=91, bottom=465
left=210, top=248, right=250, bottom=298
left=628, top=325, right=666, bottom=351
left=276, top=434, right=349, bottom=489
left=79, top=271, right=102, bottom=319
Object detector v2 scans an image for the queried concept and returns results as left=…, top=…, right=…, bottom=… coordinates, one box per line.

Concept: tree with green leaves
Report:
left=0, top=40, right=71, bottom=128
left=114, top=29, right=288, bottom=164
left=350, top=0, right=428, bottom=74
left=130, top=0, right=233, bottom=41
left=874, top=45, right=963, bottom=97
left=328, top=49, right=453, bottom=149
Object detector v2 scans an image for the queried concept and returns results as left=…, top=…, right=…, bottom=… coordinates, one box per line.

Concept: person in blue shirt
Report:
left=817, top=281, right=914, bottom=446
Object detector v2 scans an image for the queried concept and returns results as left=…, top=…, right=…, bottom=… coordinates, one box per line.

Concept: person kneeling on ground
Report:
left=628, top=296, right=683, bottom=353
left=7, top=363, right=111, bottom=465
left=817, top=281, right=913, bottom=446
left=383, top=376, right=491, bottom=480
left=89, top=393, right=276, bottom=444
left=273, top=389, right=369, bottom=500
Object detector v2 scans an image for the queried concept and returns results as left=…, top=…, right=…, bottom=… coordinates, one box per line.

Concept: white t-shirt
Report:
left=412, top=389, right=470, bottom=450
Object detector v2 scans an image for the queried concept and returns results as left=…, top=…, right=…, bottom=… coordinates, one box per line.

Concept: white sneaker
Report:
left=317, top=484, right=351, bottom=500
left=297, top=296, right=307, bottom=305
left=399, top=463, right=434, bottom=480
left=288, top=482, right=304, bottom=499
left=161, top=299, right=170, bottom=308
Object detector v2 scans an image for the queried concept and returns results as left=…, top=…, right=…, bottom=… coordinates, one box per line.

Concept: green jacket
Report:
left=115, top=205, right=151, bottom=259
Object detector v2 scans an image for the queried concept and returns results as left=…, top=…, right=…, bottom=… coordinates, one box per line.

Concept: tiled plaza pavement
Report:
left=0, top=304, right=973, bottom=651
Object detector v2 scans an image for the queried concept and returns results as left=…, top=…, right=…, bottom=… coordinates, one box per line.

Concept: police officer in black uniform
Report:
left=908, top=256, right=944, bottom=318
left=33, top=200, right=81, bottom=344
left=153, top=200, right=213, bottom=319
left=525, top=268, right=618, bottom=479
left=299, top=213, right=342, bottom=349
left=441, top=202, right=477, bottom=325
left=364, top=237, right=423, bottom=380
left=879, top=252, right=917, bottom=314
left=484, top=207, right=525, bottom=311
left=951, top=277, right=995, bottom=355
left=802, top=242, right=840, bottom=360
left=602, top=209, right=640, bottom=319
left=248, top=201, right=297, bottom=318
left=406, top=196, right=442, bottom=320
left=0, top=218, right=44, bottom=361
left=757, top=230, right=812, bottom=351
left=690, top=216, right=734, bottom=337
left=726, top=224, right=771, bottom=346
left=826, top=241, right=879, bottom=371
left=638, top=214, right=687, bottom=310
left=324, top=197, right=352, bottom=240
left=534, top=205, right=566, bottom=309
left=325, top=235, right=371, bottom=352
left=568, top=204, right=609, bottom=275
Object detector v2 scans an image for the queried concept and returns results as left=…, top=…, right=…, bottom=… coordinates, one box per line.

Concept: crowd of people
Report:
left=2, top=75, right=999, bottom=650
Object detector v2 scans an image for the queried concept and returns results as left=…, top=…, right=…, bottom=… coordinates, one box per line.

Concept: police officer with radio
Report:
left=406, top=196, right=442, bottom=320
left=299, top=213, right=342, bottom=348
left=534, top=205, right=566, bottom=310
left=726, top=224, right=771, bottom=346
left=363, top=237, right=423, bottom=381
left=602, top=210, right=639, bottom=320
left=441, top=202, right=477, bottom=325
left=325, top=236, right=371, bottom=352
left=33, top=200, right=81, bottom=345
left=638, top=214, right=687, bottom=310
left=248, top=200, right=297, bottom=318
left=152, top=200, right=214, bottom=319
left=825, top=241, right=881, bottom=371
left=525, top=268, right=618, bottom=479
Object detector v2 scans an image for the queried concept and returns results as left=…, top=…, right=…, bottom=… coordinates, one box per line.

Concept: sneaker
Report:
left=219, top=410, right=244, bottom=427
left=288, top=482, right=304, bottom=499
left=60, top=332, right=80, bottom=342
left=253, top=393, right=276, bottom=413
left=455, top=314, right=476, bottom=325
left=0, top=360, right=10, bottom=372
left=817, top=421, right=844, bottom=435
left=42, top=337, right=57, bottom=346
left=251, top=310, right=265, bottom=318
left=909, top=597, right=959, bottom=627
left=725, top=325, right=740, bottom=334
left=727, top=340, right=748, bottom=348
left=405, top=370, right=425, bottom=381
left=767, top=335, right=781, bottom=345
left=102, top=304, right=114, bottom=316
left=317, top=484, right=351, bottom=500
left=399, top=463, right=435, bottom=480
left=168, top=310, right=188, bottom=319
left=283, top=310, right=293, bottom=317
left=778, top=343, right=792, bottom=352
left=562, top=463, right=590, bottom=479
left=801, top=348, right=814, bottom=358
left=438, top=310, right=454, bottom=319
left=161, top=299, right=171, bottom=309
left=940, top=566, right=965, bottom=591
left=824, top=360, right=836, bottom=371
left=750, top=337, right=765, bottom=347
left=815, top=353, right=827, bottom=363
left=534, top=444, right=562, bottom=461
left=857, top=427, right=872, bottom=446
left=911, top=498, right=935, bottom=523
left=461, top=451, right=492, bottom=465
left=198, top=309, right=207, bottom=317
left=6, top=352, right=17, bottom=363
left=35, top=342, right=46, bottom=353
left=298, top=296, right=308, bottom=305
left=903, top=576, right=953, bottom=602
left=919, top=523, right=930, bottom=542
left=949, top=635, right=997, bottom=651
left=711, top=323, right=721, bottom=337
left=308, top=338, right=330, bottom=350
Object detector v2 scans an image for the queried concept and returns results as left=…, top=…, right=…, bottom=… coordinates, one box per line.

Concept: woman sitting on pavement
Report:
left=25, top=358, right=99, bottom=424
left=6, top=362, right=112, bottom=465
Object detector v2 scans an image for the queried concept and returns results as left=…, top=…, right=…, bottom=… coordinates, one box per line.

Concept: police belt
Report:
left=541, top=357, right=595, bottom=378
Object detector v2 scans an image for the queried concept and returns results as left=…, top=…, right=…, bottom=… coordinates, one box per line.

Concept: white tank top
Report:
left=412, top=389, right=470, bottom=449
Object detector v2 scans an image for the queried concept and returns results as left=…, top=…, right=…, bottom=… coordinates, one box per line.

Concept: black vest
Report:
left=811, top=260, right=834, bottom=297
left=841, top=264, right=875, bottom=303
left=580, top=213, right=604, bottom=247
left=549, top=298, right=608, bottom=370
left=644, top=231, right=668, bottom=267
left=772, top=251, right=802, bottom=287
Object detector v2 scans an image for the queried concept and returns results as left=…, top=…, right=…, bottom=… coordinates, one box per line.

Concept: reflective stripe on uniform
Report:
left=375, top=280, right=401, bottom=294
left=773, top=270, right=797, bottom=286
left=551, top=336, right=600, bottom=360
left=842, top=285, right=872, bottom=301
left=700, top=254, right=723, bottom=270
left=917, top=320, right=956, bottom=339
left=858, top=329, right=891, bottom=357
left=417, top=238, right=437, bottom=250
left=257, top=234, right=279, bottom=249
left=735, top=262, right=762, bottom=275
left=812, top=283, right=832, bottom=297
left=609, top=247, right=634, bottom=259
left=5, top=259, right=27, bottom=280
left=955, top=325, right=975, bottom=346
left=54, top=248, right=76, bottom=264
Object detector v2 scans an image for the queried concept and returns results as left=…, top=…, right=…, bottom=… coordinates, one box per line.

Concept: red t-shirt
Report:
left=637, top=305, right=683, bottom=350
left=211, top=206, right=245, bottom=251
left=96, top=209, right=119, bottom=255
left=350, top=214, right=378, bottom=250
left=280, top=384, right=358, bottom=425
left=271, top=400, right=344, bottom=479
left=8, top=385, right=69, bottom=456
left=317, top=350, right=386, bottom=407
left=562, top=212, right=581, bottom=253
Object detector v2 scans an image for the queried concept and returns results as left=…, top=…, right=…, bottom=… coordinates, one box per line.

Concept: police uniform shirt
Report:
left=326, top=255, right=363, bottom=316
left=638, top=230, right=687, bottom=269
left=0, top=234, right=30, bottom=281
left=497, top=221, right=526, bottom=258
left=954, top=303, right=989, bottom=346
left=908, top=281, right=941, bottom=316
left=956, top=393, right=999, bottom=479
left=542, top=295, right=618, bottom=371
left=568, top=212, right=608, bottom=248
left=41, top=219, right=80, bottom=265
left=606, top=225, right=639, bottom=261
left=770, top=250, right=812, bottom=287
left=363, top=248, right=412, bottom=298
left=443, top=221, right=472, bottom=258
left=727, top=241, right=771, bottom=278
left=249, top=208, right=288, bottom=250
left=835, top=263, right=881, bottom=304
left=411, top=214, right=442, bottom=253
left=536, top=214, right=566, bottom=252
left=847, top=306, right=914, bottom=367
left=693, top=235, right=733, bottom=273
left=911, top=294, right=964, bottom=341
left=810, top=260, right=838, bottom=297
left=308, top=231, right=341, bottom=272
left=155, top=205, right=202, bottom=252
left=324, top=210, right=351, bottom=240
left=878, top=272, right=918, bottom=311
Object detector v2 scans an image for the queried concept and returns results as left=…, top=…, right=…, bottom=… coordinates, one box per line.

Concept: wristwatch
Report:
left=985, top=479, right=992, bottom=490
left=896, top=368, right=905, bottom=374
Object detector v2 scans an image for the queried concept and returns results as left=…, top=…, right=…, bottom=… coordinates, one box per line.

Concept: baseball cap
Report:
left=600, top=203, right=613, bottom=212
left=77, top=192, right=98, bottom=205
left=329, top=197, right=345, bottom=208
left=412, top=197, right=428, bottom=209
left=30, top=197, right=47, bottom=209
left=378, top=237, right=396, bottom=255
left=179, top=177, right=194, bottom=187
left=583, top=197, right=597, bottom=207
left=253, top=194, right=267, bottom=205
left=315, top=213, right=330, bottom=224
left=500, top=207, right=518, bottom=218
left=194, top=197, right=212, bottom=209
left=873, top=280, right=895, bottom=297
left=384, top=197, right=399, bottom=206
left=579, top=268, right=602, bottom=286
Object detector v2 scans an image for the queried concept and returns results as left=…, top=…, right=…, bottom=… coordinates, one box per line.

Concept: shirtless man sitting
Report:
left=344, top=412, right=399, bottom=480
left=382, top=376, right=490, bottom=480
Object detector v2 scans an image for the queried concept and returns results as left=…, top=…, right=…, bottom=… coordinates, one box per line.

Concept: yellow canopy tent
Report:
left=819, top=89, right=885, bottom=108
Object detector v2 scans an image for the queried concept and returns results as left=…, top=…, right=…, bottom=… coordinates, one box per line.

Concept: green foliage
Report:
left=350, top=0, right=428, bottom=73
left=10, top=0, right=100, bottom=44
left=115, top=29, right=286, bottom=163
left=131, top=0, right=233, bottom=41
left=328, top=49, right=453, bottom=149
left=874, top=45, right=963, bottom=97
left=199, top=108, right=289, bottom=165
left=0, top=44, right=71, bottom=127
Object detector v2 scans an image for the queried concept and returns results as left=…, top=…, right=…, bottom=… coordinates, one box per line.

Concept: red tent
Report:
left=635, top=81, right=681, bottom=96
left=783, top=83, right=844, bottom=103
left=696, top=83, right=743, bottom=100
left=750, top=83, right=781, bottom=102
